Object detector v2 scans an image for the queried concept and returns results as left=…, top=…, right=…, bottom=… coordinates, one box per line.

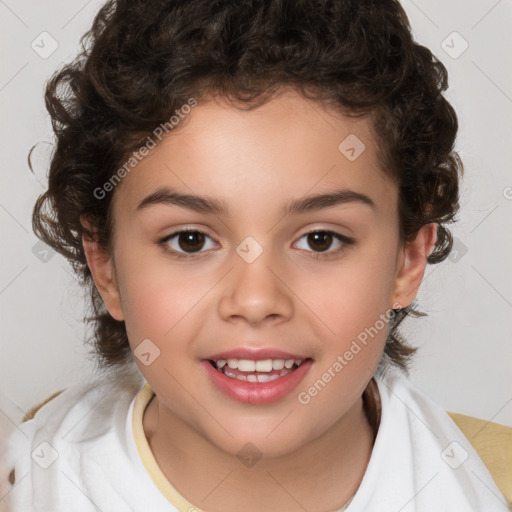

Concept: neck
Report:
left=143, top=389, right=377, bottom=512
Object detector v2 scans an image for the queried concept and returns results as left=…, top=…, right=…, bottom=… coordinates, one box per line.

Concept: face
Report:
left=87, top=88, right=429, bottom=458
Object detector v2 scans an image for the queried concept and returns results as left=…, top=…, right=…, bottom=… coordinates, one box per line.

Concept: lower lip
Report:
left=201, top=359, right=313, bottom=404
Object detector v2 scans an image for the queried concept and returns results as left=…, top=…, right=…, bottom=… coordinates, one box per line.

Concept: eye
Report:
left=159, top=229, right=218, bottom=257
left=294, top=230, right=353, bottom=256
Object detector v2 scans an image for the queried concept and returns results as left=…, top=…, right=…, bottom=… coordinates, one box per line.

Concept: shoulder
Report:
left=4, top=369, right=144, bottom=510
left=14, top=370, right=142, bottom=445
left=372, top=370, right=511, bottom=510
left=447, top=411, right=512, bottom=508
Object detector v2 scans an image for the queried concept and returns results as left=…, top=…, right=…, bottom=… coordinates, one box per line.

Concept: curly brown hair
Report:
left=31, top=0, right=462, bottom=372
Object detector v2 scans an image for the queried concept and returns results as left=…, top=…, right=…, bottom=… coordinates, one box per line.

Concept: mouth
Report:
left=208, top=357, right=311, bottom=383
left=201, top=354, right=314, bottom=404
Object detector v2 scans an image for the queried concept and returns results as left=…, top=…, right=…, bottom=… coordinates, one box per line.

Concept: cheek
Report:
left=120, top=278, right=192, bottom=343
left=293, top=245, right=397, bottom=373
left=303, top=251, right=397, bottom=325
left=114, top=253, right=183, bottom=341
left=115, top=252, right=222, bottom=354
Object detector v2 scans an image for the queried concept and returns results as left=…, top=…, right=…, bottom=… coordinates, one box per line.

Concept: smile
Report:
left=211, top=358, right=305, bottom=382
left=202, top=357, right=314, bottom=404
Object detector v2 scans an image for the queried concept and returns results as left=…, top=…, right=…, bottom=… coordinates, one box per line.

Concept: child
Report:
left=4, top=0, right=510, bottom=510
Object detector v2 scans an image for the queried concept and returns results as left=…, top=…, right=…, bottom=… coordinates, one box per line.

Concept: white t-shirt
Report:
left=4, top=369, right=509, bottom=512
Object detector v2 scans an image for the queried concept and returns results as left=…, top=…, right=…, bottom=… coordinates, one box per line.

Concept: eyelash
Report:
left=158, top=229, right=355, bottom=260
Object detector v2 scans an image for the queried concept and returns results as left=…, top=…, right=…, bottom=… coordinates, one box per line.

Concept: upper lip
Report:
left=206, top=347, right=310, bottom=361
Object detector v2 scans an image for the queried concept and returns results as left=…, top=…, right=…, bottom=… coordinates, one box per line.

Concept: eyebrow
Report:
left=136, top=186, right=376, bottom=215
left=137, top=187, right=229, bottom=215
left=284, top=189, right=376, bottom=215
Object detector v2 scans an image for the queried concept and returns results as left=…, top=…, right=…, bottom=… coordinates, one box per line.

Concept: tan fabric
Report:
left=22, top=390, right=64, bottom=423
left=448, top=411, right=512, bottom=508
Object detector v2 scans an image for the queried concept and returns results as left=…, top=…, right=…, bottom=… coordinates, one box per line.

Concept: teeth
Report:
left=213, top=357, right=310, bottom=383
left=257, top=374, right=280, bottom=383
left=238, top=359, right=256, bottom=372
left=223, top=372, right=283, bottom=383
left=216, top=358, right=304, bottom=372
left=255, top=359, right=273, bottom=372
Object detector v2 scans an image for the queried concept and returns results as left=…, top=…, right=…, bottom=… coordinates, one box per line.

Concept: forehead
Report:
left=112, top=89, right=396, bottom=216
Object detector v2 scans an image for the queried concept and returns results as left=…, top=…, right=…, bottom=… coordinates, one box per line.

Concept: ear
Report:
left=80, top=215, right=124, bottom=321
left=391, top=223, right=438, bottom=309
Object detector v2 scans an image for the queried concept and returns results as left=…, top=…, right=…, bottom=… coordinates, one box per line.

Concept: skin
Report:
left=82, top=88, right=437, bottom=512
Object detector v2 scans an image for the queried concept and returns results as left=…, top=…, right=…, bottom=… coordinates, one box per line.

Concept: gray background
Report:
left=1, top=0, right=511, bottom=428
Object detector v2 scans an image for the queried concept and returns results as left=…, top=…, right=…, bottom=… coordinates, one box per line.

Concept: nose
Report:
left=218, top=249, right=294, bottom=327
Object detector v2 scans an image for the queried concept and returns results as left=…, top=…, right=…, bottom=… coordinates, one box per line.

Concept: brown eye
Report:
left=160, top=230, right=217, bottom=257
left=307, top=231, right=334, bottom=252
left=294, top=230, right=354, bottom=257
left=177, top=231, right=206, bottom=252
